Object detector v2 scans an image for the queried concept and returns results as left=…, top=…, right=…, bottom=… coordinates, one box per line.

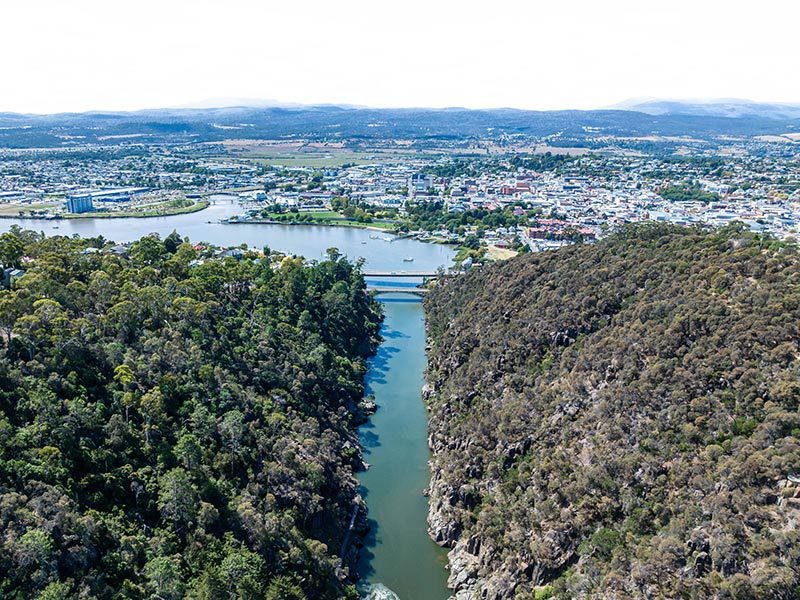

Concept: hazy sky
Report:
left=3, top=0, right=799, bottom=113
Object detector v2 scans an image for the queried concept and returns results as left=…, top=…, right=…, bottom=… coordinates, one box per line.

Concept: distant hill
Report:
left=617, top=98, right=800, bottom=121
left=1, top=103, right=799, bottom=148
left=424, top=224, right=800, bottom=599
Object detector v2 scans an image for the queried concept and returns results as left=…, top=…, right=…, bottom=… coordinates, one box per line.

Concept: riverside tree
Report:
left=0, top=230, right=382, bottom=599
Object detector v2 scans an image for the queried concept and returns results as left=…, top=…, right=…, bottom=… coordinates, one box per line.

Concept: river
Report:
left=357, top=294, right=450, bottom=600
left=0, top=198, right=454, bottom=599
left=0, top=196, right=454, bottom=272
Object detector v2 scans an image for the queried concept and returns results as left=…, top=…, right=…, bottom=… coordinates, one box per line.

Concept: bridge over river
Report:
left=368, top=286, right=429, bottom=295
left=362, top=271, right=440, bottom=278
left=363, top=271, right=444, bottom=295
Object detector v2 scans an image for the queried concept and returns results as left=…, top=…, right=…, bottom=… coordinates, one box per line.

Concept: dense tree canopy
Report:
left=404, top=201, right=529, bottom=234
left=0, top=230, right=382, bottom=599
left=658, top=183, right=721, bottom=203
left=425, top=224, right=800, bottom=599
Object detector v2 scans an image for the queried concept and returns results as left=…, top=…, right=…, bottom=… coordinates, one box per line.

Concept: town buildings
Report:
left=0, top=137, right=797, bottom=252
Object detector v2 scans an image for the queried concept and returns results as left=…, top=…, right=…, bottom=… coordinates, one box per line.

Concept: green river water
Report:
left=356, top=294, right=450, bottom=600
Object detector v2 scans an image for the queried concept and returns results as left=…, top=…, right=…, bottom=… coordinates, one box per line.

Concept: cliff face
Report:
left=424, top=225, right=800, bottom=599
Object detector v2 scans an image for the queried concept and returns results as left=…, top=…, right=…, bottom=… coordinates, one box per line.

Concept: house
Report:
left=220, top=248, right=246, bottom=259
left=108, top=245, right=129, bottom=258
left=2, top=267, right=25, bottom=288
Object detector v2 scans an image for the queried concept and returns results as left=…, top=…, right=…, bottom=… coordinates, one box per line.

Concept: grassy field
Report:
left=262, top=210, right=345, bottom=220
left=0, top=201, right=62, bottom=216
left=205, top=152, right=383, bottom=168
left=254, top=210, right=399, bottom=230
left=66, top=200, right=210, bottom=219
left=243, top=153, right=383, bottom=167
left=486, top=244, right=519, bottom=261
left=209, top=148, right=416, bottom=168
left=339, top=220, right=396, bottom=230
left=297, top=210, right=341, bottom=219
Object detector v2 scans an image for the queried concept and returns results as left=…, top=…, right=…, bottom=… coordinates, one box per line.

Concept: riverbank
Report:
left=229, top=217, right=398, bottom=231
left=65, top=199, right=210, bottom=219
left=0, top=200, right=210, bottom=220
left=0, top=198, right=457, bottom=273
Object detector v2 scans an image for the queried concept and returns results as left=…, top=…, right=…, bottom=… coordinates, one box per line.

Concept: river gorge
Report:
left=0, top=198, right=455, bottom=599
left=357, top=294, right=450, bottom=600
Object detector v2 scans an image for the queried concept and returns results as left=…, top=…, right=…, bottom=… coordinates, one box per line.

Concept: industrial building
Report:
left=65, top=187, right=149, bottom=213
left=66, top=194, right=95, bottom=213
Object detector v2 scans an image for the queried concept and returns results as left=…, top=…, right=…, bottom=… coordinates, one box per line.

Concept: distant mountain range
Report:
left=171, top=98, right=368, bottom=110
left=0, top=100, right=798, bottom=148
left=614, top=98, right=800, bottom=120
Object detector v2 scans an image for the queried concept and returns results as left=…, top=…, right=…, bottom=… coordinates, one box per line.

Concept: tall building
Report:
left=66, top=194, right=94, bottom=214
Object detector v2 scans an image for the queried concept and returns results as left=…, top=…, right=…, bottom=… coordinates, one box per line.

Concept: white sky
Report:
left=2, top=0, right=799, bottom=113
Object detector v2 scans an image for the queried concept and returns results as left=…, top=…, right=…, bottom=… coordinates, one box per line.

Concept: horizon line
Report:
left=2, top=97, right=800, bottom=118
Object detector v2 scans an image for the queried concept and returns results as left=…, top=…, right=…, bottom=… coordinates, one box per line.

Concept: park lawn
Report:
left=327, top=219, right=397, bottom=230
left=300, top=210, right=342, bottom=219
left=0, top=201, right=62, bottom=216
left=261, top=210, right=341, bottom=220
left=241, top=153, right=382, bottom=168
left=65, top=200, right=210, bottom=219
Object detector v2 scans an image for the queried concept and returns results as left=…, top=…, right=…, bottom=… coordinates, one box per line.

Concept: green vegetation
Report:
left=237, top=152, right=386, bottom=168
left=658, top=183, right=721, bottom=203
left=0, top=202, right=62, bottom=218
left=255, top=200, right=399, bottom=230
left=508, top=153, right=576, bottom=172
left=67, top=199, right=210, bottom=219
left=0, top=229, right=382, bottom=599
left=422, top=153, right=577, bottom=179
left=425, top=224, right=800, bottom=598
left=0, top=231, right=25, bottom=267
left=423, top=159, right=484, bottom=178
left=253, top=211, right=396, bottom=230
left=402, top=201, right=529, bottom=234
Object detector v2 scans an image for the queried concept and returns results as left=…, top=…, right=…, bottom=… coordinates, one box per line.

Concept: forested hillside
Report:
left=0, top=229, right=382, bottom=599
left=1, top=105, right=798, bottom=148
left=424, top=224, right=800, bottom=599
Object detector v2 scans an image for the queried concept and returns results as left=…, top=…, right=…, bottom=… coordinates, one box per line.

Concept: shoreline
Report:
left=224, top=219, right=461, bottom=247
left=225, top=218, right=399, bottom=233
left=0, top=206, right=463, bottom=256
left=0, top=200, right=210, bottom=221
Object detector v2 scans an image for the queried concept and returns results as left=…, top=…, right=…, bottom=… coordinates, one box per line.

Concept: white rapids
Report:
left=362, top=583, right=402, bottom=600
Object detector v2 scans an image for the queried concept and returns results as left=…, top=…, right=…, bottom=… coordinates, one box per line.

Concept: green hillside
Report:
left=425, top=224, right=800, bottom=599
left=0, top=230, right=381, bottom=599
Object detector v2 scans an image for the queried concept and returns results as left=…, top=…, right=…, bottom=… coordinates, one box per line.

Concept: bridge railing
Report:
left=362, top=271, right=441, bottom=278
